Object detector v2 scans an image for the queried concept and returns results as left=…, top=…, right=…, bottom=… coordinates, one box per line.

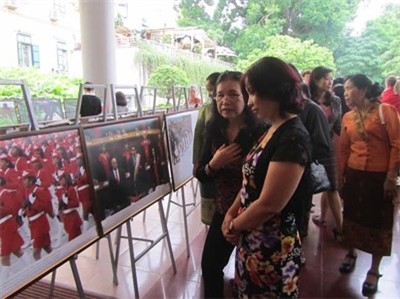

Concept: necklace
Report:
left=354, top=101, right=379, bottom=142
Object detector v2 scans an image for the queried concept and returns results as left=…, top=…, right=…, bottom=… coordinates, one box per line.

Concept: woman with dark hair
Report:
left=339, top=74, right=400, bottom=296
left=309, top=66, right=343, bottom=240
left=194, top=71, right=266, bottom=298
left=222, top=57, right=312, bottom=298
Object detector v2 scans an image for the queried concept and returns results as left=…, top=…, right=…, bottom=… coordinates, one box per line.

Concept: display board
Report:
left=164, top=110, right=198, bottom=190
left=82, top=116, right=171, bottom=234
left=0, top=127, right=100, bottom=298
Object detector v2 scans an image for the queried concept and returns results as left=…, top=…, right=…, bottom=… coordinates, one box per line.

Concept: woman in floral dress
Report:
left=222, top=57, right=312, bottom=298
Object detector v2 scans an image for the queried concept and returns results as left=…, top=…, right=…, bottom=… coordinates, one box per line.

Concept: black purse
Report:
left=310, top=160, right=331, bottom=194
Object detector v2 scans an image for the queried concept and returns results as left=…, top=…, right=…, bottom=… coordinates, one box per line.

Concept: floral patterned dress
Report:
left=235, top=117, right=311, bottom=298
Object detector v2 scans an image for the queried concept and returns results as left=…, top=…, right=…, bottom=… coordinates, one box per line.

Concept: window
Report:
left=57, top=41, right=68, bottom=72
left=17, top=33, right=40, bottom=67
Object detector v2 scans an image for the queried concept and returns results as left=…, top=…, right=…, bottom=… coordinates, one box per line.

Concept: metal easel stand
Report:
left=113, top=199, right=177, bottom=299
left=93, top=234, right=118, bottom=285
left=165, top=179, right=200, bottom=257
left=49, top=255, right=85, bottom=299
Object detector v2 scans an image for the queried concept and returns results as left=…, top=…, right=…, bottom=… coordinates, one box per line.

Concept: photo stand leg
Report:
left=113, top=200, right=177, bottom=298
left=69, top=255, right=85, bottom=299
left=166, top=183, right=198, bottom=257
left=48, top=255, right=85, bottom=298
left=190, top=179, right=199, bottom=201
left=106, top=234, right=119, bottom=286
left=49, top=269, right=57, bottom=297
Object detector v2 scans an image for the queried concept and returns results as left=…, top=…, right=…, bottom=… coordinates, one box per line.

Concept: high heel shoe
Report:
left=339, top=252, right=357, bottom=273
left=362, top=270, right=382, bottom=296
left=332, top=228, right=342, bottom=242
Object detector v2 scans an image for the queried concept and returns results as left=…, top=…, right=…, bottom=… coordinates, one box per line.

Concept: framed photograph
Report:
left=82, top=116, right=171, bottom=234
left=165, top=110, right=199, bottom=190
left=0, top=127, right=100, bottom=298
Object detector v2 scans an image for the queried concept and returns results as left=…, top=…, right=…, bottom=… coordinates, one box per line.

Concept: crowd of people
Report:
left=194, top=58, right=400, bottom=298
left=0, top=131, right=94, bottom=281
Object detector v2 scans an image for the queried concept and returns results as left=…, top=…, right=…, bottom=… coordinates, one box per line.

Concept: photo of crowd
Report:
left=165, top=110, right=198, bottom=190
left=0, top=129, right=96, bottom=283
left=83, top=116, right=170, bottom=221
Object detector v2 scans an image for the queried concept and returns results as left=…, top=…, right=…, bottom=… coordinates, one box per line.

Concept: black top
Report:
left=80, top=94, right=102, bottom=117
left=195, top=122, right=266, bottom=214
left=251, top=117, right=312, bottom=219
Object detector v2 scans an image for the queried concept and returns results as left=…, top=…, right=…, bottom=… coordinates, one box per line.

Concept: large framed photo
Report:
left=0, top=127, right=100, bottom=298
left=165, top=110, right=199, bottom=190
left=82, top=116, right=171, bottom=234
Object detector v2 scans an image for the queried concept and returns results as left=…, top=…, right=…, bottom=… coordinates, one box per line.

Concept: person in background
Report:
left=80, top=81, right=102, bottom=117
left=194, top=71, right=265, bottom=298
left=222, top=57, right=311, bottom=298
left=309, top=66, right=343, bottom=241
left=339, top=74, right=400, bottom=296
left=289, top=64, right=333, bottom=265
left=192, top=72, right=220, bottom=226
left=333, top=83, right=351, bottom=117
left=301, top=69, right=312, bottom=85
left=381, top=75, right=400, bottom=113
left=115, top=91, right=128, bottom=113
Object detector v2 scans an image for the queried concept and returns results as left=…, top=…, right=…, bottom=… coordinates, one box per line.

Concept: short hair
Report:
left=115, top=91, right=127, bottom=106
left=244, top=56, right=303, bottom=116
left=206, top=72, right=221, bottom=86
left=345, top=74, right=383, bottom=101
left=84, top=81, right=94, bottom=92
left=301, top=70, right=311, bottom=77
left=385, top=75, right=397, bottom=88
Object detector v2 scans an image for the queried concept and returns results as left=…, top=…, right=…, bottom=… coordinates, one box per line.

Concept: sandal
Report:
left=339, top=252, right=357, bottom=273
left=312, top=215, right=327, bottom=227
left=362, top=270, right=382, bottom=296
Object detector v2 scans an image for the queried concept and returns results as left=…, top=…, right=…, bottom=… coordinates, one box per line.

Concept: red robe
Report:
left=59, top=186, right=82, bottom=241
left=75, top=169, right=93, bottom=212
left=24, top=186, right=52, bottom=249
left=0, top=188, right=24, bottom=256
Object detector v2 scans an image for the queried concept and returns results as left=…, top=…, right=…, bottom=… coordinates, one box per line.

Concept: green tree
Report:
left=0, top=67, right=80, bottom=99
left=148, top=65, right=190, bottom=104
left=237, top=35, right=335, bottom=72
left=335, top=3, right=400, bottom=82
left=177, top=0, right=360, bottom=53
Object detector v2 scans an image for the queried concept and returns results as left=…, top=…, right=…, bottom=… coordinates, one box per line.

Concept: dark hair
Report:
left=0, top=176, right=6, bottom=186
left=309, top=66, right=333, bottom=105
left=345, top=74, right=383, bottom=102
left=386, top=75, right=397, bottom=87
left=208, top=71, right=263, bottom=149
left=115, top=91, right=127, bottom=106
left=84, top=81, right=94, bottom=92
left=332, top=84, right=350, bottom=117
left=333, top=77, right=345, bottom=86
left=244, top=56, right=303, bottom=117
left=206, top=72, right=221, bottom=85
left=61, top=172, right=73, bottom=187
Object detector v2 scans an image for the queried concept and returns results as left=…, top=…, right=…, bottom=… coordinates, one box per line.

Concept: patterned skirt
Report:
left=341, top=168, right=394, bottom=256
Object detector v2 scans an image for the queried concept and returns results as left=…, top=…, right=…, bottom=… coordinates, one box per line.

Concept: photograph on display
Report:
left=0, top=128, right=100, bottom=298
left=82, top=116, right=171, bottom=234
left=165, top=110, right=199, bottom=190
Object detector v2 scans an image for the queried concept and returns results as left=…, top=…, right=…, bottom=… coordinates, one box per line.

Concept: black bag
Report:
left=310, top=161, right=330, bottom=194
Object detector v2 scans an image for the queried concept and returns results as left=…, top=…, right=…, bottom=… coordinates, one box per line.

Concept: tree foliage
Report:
left=237, top=35, right=335, bottom=72
left=148, top=65, right=190, bottom=100
left=0, top=67, right=81, bottom=99
left=176, top=0, right=360, bottom=54
left=335, top=3, right=400, bottom=82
